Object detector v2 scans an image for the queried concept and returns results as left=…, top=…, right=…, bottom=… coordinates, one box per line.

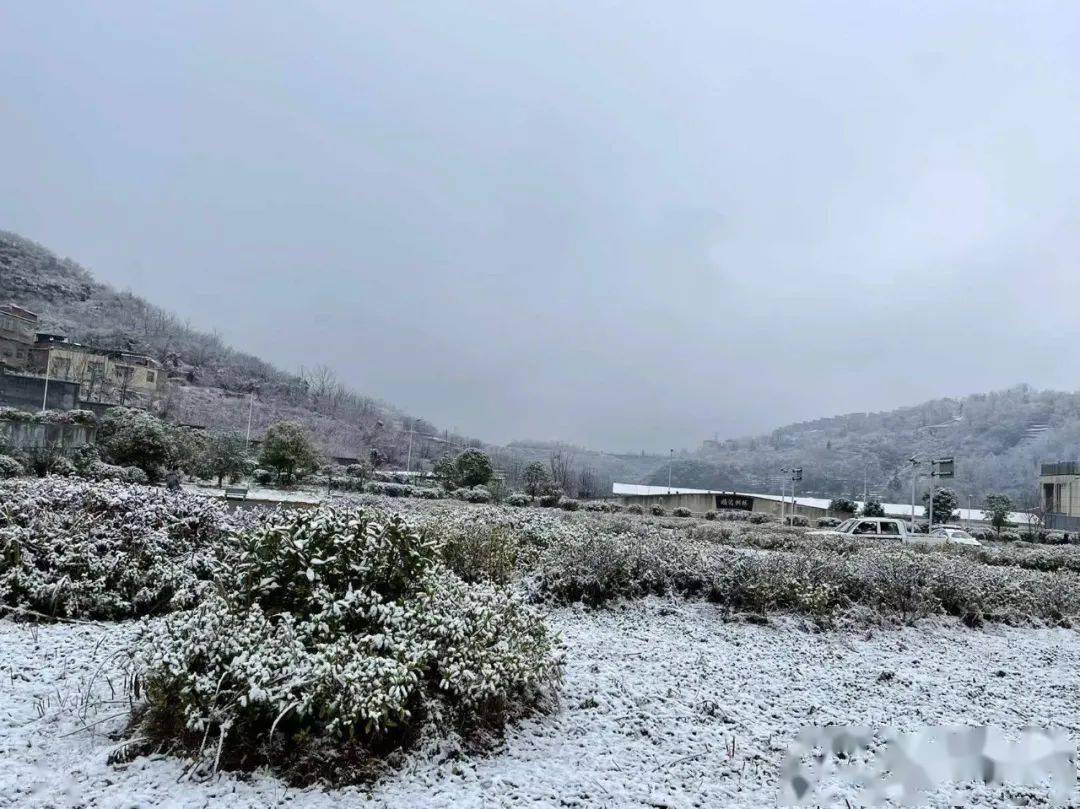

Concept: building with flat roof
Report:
left=28, top=335, right=166, bottom=404
left=612, top=483, right=1035, bottom=527
left=1040, top=462, right=1080, bottom=531
left=0, top=304, right=38, bottom=370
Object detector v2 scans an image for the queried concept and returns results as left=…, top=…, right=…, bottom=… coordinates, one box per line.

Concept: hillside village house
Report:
left=29, top=335, right=166, bottom=403
left=0, top=303, right=38, bottom=370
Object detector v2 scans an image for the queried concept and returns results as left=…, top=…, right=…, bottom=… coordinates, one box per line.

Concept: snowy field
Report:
left=3, top=600, right=1078, bottom=808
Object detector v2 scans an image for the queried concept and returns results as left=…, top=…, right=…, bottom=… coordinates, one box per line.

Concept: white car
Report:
left=807, top=517, right=911, bottom=541
left=927, top=527, right=982, bottom=546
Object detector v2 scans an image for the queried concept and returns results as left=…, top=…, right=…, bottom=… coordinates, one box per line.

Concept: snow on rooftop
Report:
left=612, top=483, right=1035, bottom=525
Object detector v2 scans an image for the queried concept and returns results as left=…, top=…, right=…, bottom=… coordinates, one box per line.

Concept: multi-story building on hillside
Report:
left=0, top=303, right=38, bottom=370
left=28, top=334, right=166, bottom=404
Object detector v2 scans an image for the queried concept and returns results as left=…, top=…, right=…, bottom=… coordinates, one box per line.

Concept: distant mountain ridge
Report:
left=649, top=385, right=1078, bottom=504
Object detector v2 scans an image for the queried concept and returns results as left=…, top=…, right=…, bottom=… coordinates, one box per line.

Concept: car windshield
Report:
left=950, top=530, right=973, bottom=539
left=836, top=518, right=858, bottom=532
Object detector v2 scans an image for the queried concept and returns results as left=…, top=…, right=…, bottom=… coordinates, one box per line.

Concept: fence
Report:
left=1045, top=512, right=1080, bottom=532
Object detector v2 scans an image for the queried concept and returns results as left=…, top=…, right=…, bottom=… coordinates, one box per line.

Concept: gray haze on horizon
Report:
left=2, top=2, right=1079, bottom=452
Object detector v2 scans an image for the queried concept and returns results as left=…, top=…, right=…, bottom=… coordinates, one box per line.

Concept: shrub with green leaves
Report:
left=131, top=507, right=563, bottom=783
left=506, top=492, right=530, bottom=507
left=537, top=491, right=561, bottom=507
left=97, top=407, right=180, bottom=482
left=673, top=507, right=693, bottom=518
left=457, top=486, right=492, bottom=504
left=258, top=421, right=322, bottom=484
left=0, top=477, right=238, bottom=619
left=0, top=455, right=25, bottom=479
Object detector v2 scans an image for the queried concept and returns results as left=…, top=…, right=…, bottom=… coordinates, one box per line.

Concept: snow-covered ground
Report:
left=2, top=603, right=1077, bottom=808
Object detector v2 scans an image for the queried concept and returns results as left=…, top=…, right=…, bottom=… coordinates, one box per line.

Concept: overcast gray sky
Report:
left=2, top=2, right=1079, bottom=451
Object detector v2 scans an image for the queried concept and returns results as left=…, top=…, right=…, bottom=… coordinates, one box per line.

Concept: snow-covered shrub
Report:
left=704, top=511, right=718, bottom=521
left=1000, top=531, right=1021, bottom=542
left=131, top=507, right=562, bottom=783
left=673, top=507, right=693, bottom=518
left=506, top=492, right=530, bottom=507
left=123, top=465, right=150, bottom=485
left=344, top=462, right=371, bottom=480
left=531, top=516, right=1080, bottom=623
left=0, top=455, right=25, bottom=479
left=816, top=517, right=842, bottom=528
left=559, top=499, right=581, bottom=512
left=0, top=477, right=239, bottom=619
left=47, top=456, right=77, bottom=477
left=460, top=487, right=492, bottom=504
left=649, top=505, right=665, bottom=516
left=537, top=491, right=561, bottom=507
left=784, top=515, right=810, bottom=527
left=748, top=512, right=774, bottom=524
left=81, top=460, right=135, bottom=482
left=253, top=467, right=273, bottom=484
left=441, top=523, right=520, bottom=585
left=626, top=504, right=643, bottom=515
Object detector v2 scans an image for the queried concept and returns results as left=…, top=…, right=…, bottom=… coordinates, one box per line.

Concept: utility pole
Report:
left=40, top=354, right=51, bottom=414
left=667, top=449, right=674, bottom=494
left=790, top=468, right=803, bottom=523
left=245, top=392, right=255, bottom=446
left=406, top=430, right=414, bottom=474
left=909, top=457, right=920, bottom=531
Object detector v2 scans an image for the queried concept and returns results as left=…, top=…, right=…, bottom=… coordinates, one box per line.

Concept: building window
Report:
left=146, top=370, right=156, bottom=383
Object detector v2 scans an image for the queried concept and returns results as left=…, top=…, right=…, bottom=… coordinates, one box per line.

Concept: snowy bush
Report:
left=673, top=507, right=693, bottom=518
left=559, top=499, right=581, bottom=512
left=506, top=493, right=530, bottom=507
left=626, top=504, right=643, bottom=515
left=345, top=462, right=372, bottom=480
left=784, top=515, right=810, bottom=527
left=441, top=523, right=521, bottom=585
left=649, top=505, right=665, bottom=516
left=459, top=487, right=492, bottom=504
left=131, top=506, right=562, bottom=783
left=253, top=467, right=273, bottom=484
left=532, top=516, right=1080, bottom=623
left=0, top=455, right=25, bottom=479
left=81, top=460, right=147, bottom=484
left=0, top=477, right=239, bottom=619
left=537, top=492, right=561, bottom=507
left=704, top=510, right=718, bottom=521
left=816, top=517, right=842, bottom=528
